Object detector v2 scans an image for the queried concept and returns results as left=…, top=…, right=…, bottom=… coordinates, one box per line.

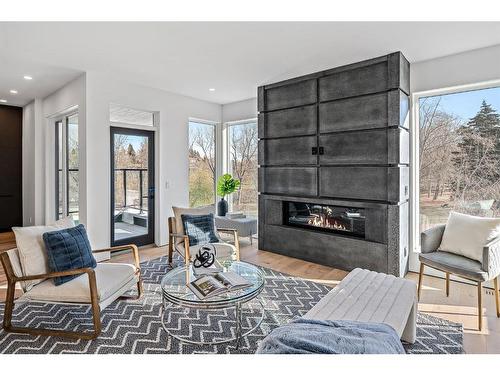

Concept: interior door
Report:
left=111, top=127, right=155, bottom=246
left=0, top=105, right=22, bottom=232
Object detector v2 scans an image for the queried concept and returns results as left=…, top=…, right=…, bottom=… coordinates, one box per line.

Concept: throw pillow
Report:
left=12, top=216, right=75, bottom=290
left=42, top=224, right=97, bottom=286
left=181, top=213, right=219, bottom=246
left=438, top=211, right=500, bottom=262
left=172, top=205, right=214, bottom=244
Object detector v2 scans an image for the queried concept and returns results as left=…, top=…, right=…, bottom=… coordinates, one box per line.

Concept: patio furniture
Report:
left=160, top=260, right=265, bottom=348
left=0, top=244, right=143, bottom=339
left=214, top=215, right=257, bottom=244
left=418, top=224, right=500, bottom=330
left=168, top=206, right=240, bottom=265
left=303, top=267, right=417, bottom=343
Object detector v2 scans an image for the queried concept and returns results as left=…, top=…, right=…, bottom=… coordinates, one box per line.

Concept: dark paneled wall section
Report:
left=0, top=105, right=23, bottom=232
left=258, top=52, right=410, bottom=277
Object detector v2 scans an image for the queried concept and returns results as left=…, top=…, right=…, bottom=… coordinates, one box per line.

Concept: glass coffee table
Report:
left=160, top=261, right=265, bottom=348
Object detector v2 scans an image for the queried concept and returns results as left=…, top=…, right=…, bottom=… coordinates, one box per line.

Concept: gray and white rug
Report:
left=0, top=255, right=463, bottom=354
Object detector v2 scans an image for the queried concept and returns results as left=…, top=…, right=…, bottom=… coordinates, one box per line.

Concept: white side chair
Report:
left=0, top=244, right=143, bottom=340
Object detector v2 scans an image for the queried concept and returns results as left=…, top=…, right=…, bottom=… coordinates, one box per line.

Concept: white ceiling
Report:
left=1, top=22, right=500, bottom=106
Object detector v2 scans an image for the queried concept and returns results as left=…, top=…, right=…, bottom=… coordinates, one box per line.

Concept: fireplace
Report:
left=284, top=201, right=366, bottom=239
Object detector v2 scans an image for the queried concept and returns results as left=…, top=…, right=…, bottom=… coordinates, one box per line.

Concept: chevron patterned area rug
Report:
left=0, top=255, right=463, bottom=354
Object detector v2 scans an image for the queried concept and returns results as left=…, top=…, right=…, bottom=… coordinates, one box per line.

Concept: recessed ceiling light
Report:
left=209, top=88, right=215, bottom=92
left=23, top=75, right=33, bottom=80
left=10, top=90, right=18, bottom=94
left=0, top=99, right=7, bottom=103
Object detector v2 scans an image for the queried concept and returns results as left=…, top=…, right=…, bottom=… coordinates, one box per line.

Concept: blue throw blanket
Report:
left=256, top=319, right=405, bottom=354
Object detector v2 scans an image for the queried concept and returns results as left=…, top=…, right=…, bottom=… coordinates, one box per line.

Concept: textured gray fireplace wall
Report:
left=258, top=52, right=410, bottom=277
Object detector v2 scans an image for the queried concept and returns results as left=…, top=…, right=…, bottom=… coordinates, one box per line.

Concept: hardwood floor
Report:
left=1, top=235, right=500, bottom=353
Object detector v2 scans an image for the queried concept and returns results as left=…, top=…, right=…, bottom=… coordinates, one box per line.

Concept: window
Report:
left=416, top=86, right=500, bottom=237
left=55, top=113, right=79, bottom=222
left=227, top=120, right=258, bottom=216
left=188, top=120, right=216, bottom=207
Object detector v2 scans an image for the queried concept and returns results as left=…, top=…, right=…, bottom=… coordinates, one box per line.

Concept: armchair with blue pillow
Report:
left=168, top=206, right=240, bottom=266
left=1, top=217, right=143, bottom=340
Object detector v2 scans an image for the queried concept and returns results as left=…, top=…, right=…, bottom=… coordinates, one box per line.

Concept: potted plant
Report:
left=216, top=174, right=240, bottom=216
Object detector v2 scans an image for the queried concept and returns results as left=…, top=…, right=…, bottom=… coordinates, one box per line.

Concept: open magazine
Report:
left=188, top=272, right=252, bottom=300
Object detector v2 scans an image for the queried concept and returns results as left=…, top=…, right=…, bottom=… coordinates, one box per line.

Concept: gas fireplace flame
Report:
left=308, top=215, right=348, bottom=231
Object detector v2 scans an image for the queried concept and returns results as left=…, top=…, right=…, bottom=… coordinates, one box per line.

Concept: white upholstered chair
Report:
left=167, top=205, right=240, bottom=265
left=0, top=244, right=143, bottom=339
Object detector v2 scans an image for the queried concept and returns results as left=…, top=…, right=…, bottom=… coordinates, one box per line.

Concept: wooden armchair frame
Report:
left=167, top=217, right=240, bottom=266
left=0, top=244, right=143, bottom=340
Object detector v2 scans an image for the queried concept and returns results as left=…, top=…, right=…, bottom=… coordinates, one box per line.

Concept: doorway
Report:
left=110, top=127, right=155, bottom=246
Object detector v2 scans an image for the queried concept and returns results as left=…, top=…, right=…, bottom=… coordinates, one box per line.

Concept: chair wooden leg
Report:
left=494, top=277, right=500, bottom=318
left=4, top=297, right=102, bottom=339
left=478, top=282, right=483, bottom=331
left=2, top=281, right=16, bottom=331
left=445, top=272, right=450, bottom=297
left=417, top=263, right=424, bottom=301
left=168, top=235, right=174, bottom=264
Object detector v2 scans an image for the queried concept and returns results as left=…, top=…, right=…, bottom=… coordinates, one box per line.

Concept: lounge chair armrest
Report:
left=420, top=225, right=445, bottom=254
left=483, top=238, right=500, bottom=275
left=93, top=244, right=141, bottom=271
left=217, top=228, right=238, bottom=235
left=169, top=233, right=189, bottom=240
left=15, top=267, right=95, bottom=282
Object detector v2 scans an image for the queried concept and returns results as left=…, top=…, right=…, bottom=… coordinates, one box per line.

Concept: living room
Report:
left=1, top=2, right=500, bottom=372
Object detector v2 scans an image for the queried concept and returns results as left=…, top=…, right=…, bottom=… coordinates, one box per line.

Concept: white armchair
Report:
left=0, top=244, right=143, bottom=340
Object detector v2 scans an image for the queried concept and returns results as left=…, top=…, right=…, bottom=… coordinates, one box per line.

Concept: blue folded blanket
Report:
left=256, top=319, right=405, bottom=354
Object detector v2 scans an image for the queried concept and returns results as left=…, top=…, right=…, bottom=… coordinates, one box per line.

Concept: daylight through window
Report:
left=418, top=86, right=500, bottom=233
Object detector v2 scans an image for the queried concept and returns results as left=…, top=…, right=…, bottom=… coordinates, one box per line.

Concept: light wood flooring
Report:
left=1, top=234, right=499, bottom=354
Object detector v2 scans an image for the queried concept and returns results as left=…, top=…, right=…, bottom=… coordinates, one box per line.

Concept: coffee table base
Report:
left=160, top=299, right=265, bottom=349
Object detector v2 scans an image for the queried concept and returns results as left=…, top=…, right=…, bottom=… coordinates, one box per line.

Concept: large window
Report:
left=227, top=121, right=258, bottom=216
left=417, top=86, right=500, bottom=234
left=188, top=120, right=216, bottom=207
left=55, top=113, right=79, bottom=222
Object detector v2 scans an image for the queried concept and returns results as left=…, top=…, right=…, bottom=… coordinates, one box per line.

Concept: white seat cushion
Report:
left=23, top=263, right=137, bottom=304
left=439, top=211, right=500, bottom=262
left=12, top=216, right=75, bottom=290
left=178, top=242, right=237, bottom=261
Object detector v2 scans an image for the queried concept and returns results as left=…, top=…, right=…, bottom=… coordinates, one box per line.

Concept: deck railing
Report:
left=114, top=168, right=149, bottom=213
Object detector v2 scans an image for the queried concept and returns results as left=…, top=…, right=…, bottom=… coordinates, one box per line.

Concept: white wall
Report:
left=22, top=101, right=35, bottom=226
left=411, top=44, right=500, bottom=93
left=41, top=74, right=87, bottom=227
left=221, top=98, right=257, bottom=124
left=85, top=72, right=222, bottom=248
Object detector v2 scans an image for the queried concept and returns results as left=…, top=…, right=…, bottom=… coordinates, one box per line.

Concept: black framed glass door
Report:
left=111, top=127, right=155, bottom=246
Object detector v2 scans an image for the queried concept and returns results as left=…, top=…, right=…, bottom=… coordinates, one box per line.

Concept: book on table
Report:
left=188, top=272, right=252, bottom=300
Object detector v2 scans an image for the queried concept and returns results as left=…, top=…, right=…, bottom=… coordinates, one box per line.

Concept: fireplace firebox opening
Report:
left=284, top=201, right=366, bottom=239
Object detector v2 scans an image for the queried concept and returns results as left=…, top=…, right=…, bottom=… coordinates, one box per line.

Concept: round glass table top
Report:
left=160, top=261, right=265, bottom=308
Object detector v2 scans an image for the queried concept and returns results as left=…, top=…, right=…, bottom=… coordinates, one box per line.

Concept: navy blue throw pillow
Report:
left=181, top=213, right=219, bottom=246
left=42, top=224, right=97, bottom=286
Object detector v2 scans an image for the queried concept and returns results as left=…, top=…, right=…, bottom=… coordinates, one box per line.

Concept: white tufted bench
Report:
left=304, top=268, right=417, bottom=343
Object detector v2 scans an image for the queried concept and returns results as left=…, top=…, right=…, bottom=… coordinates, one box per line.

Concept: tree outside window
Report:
left=188, top=121, right=216, bottom=207
left=419, top=87, right=500, bottom=232
left=228, top=121, right=258, bottom=216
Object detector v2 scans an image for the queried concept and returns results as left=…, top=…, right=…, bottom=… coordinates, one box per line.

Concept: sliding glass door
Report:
left=111, top=127, right=155, bottom=246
